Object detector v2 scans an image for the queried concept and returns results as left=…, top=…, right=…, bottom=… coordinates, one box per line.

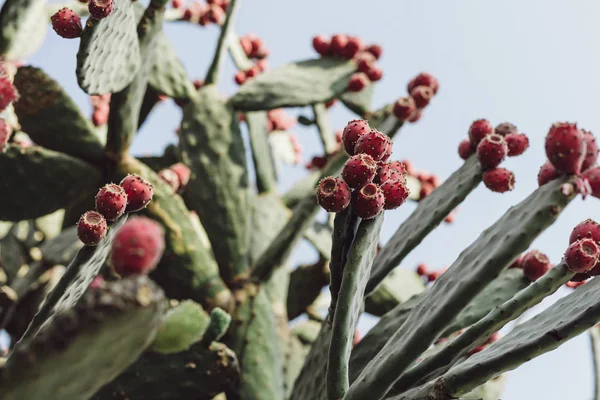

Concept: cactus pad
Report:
left=148, top=33, right=195, bottom=100
left=0, top=0, right=46, bottom=60
left=150, top=300, right=210, bottom=354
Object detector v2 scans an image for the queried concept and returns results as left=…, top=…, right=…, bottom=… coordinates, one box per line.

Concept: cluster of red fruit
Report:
left=158, top=162, right=191, bottom=194
left=311, top=34, right=383, bottom=93
left=416, top=263, right=446, bottom=283
left=90, top=93, right=111, bottom=127
left=508, top=249, right=551, bottom=282
left=562, top=219, right=600, bottom=287
left=537, top=123, right=600, bottom=200
left=51, top=0, right=114, bottom=39
left=392, top=72, right=440, bottom=123
left=234, top=34, right=270, bottom=85
left=76, top=174, right=154, bottom=246
left=180, top=0, right=229, bottom=26
left=316, top=119, right=409, bottom=219
left=458, top=120, right=529, bottom=193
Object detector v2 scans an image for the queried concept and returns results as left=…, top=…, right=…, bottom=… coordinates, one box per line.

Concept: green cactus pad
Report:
left=230, top=58, right=357, bottom=111
left=292, top=320, right=322, bottom=344
left=365, top=267, right=426, bottom=317
left=0, top=224, right=25, bottom=284
left=20, top=216, right=128, bottom=340
left=201, top=307, right=232, bottom=345
left=179, top=85, right=251, bottom=281
left=0, top=145, right=101, bottom=221
left=150, top=300, right=210, bottom=354
left=0, top=0, right=46, bottom=60
left=304, top=221, right=333, bottom=260
left=93, top=341, right=240, bottom=400
left=249, top=192, right=291, bottom=264
left=287, top=261, right=329, bottom=320
left=340, top=83, right=374, bottom=117
left=0, top=276, right=166, bottom=400
left=76, top=0, right=141, bottom=95
left=246, top=111, right=278, bottom=193
left=345, top=178, right=575, bottom=400
left=148, top=33, right=196, bottom=99
left=118, top=157, right=231, bottom=311
left=13, top=66, right=104, bottom=162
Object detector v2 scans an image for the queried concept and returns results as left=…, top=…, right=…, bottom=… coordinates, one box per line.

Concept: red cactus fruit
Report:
left=234, top=71, right=246, bottom=85
left=505, top=133, right=529, bottom=156
left=569, top=272, right=590, bottom=283
left=427, top=271, right=441, bottom=282
left=0, top=118, right=12, bottom=153
left=354, top=130, right=390, bottom=161
left=306, top=155, right=328, bottom=170
left=410, top=86, right=434, bottom=109
left=95, top=183, right=127, bottom=221
left=545, top=122, right=586, bottom=175
left=444, top=212, right=455, bottom=224
left=388, top=162, right=408, bottom=182
left=77, top=211, right=108, bottom=246
left=89, top=275, right=105, bottom=289
left=416, top=264, right=428, bottom=276
left=365, top=44, right=383, bottom=60
left=51, top=8, right=83, bottom=39
left=342, top=153, right=377, bottom=189
left=566, top=280, right=587, bottom=289
left=158, top=168, right=180, bottom=192
left=468, top=119, right=494, bottom=147
left=206, top=4, right=225, bottom=24
left=494, top=122, right=518, bottom=136
left=509, top=255, right=523, bottom=269
left=381, top=179, right=409, bottom=210
left=458, top=139, right=474, bottom=160
left=373, top=162, right=391, bottom=185
left=344, top=36, right=362, bottom=59
left=482, top=168, right=515, bottom=193
left=366, top=67, right=383, bottom=82
left=347, top=72, right=369, bottom=92
left=111, top=216, right=166, bottom=276
left=381, top=136, right=393, bottom=162
left=356, top=52, right=376, bottom=73
left=352, top=183, right=385, bottom=219
left=408, top=72, right=439, bottom=94
left=312, top=35, right=330, bottom=56
left=522, top=250, right=551, bottom=281
left=316, top=176, right=351, bottom=213
left=477, top=134, right=508, bottom=169
left=240, top=36, right=253, bottom=56
left=330, top=34, right=349, bottom=56
left=583, top=166, right=600, bottom=198
left=0, top=75, right=17, bottom=112
left=169, top=162, right=191, bottom=192
left=537, top=161, right=561, bottom=187
left=581, top=129, right=599, bottom=171
left=565, top=238, right=600, bottom=273
left=342, top=119, right=371, bottom=156
left=88, top=0, right=114, bottom=19
left=569, top=219, right=600, bottom=245
left=353, top=329, right=362, bottom=347
left=119, top=174, right=154, bottom=212
left=393, top=97, right=416, bottom=121
left=407, top=109, right=422, bottom=123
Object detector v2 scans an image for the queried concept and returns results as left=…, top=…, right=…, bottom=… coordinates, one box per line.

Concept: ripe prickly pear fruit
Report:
left=0, top=118, right=12, bottom=153
left=407, top=109, right=422, bottom=123
left=505, top=133, right=529, bottom=156
left=330, top=34, right=348, bottom=56
left=407, top=72, right=439, bottom=95
left=352, top=183, right=385, bottom=219
left=476, top=133, right=508, bottom=170
left=583, top=166, right=600, bottom=198
left=569, top=219, right=600, bottom=245
left=95, top=183, right=128, bottom=221
left=458, top=139, right=474, bottom=160
left=347, top=72, right=369, bottom=92
left=509, top=255, right=524, bottom=269
left=537, top=161, right=561, bottom=187
left=380, top=179, right=409, bottom=210
left=581, top=129, right=599, bottom=171
left=170, top=163, right=191, bottom=192
left=316, top=176, right=351, bottom=212
left=77, top=211, right=108, bottom=246
left=119, top=174, right=154, bottom=212
left=342, top=119, right=370, bottom=156
left=392, top=97, right=416, bottom=121
left=366, top=44, right=383, bottom=60
left=51, top=7, right=83, bottom=39
left=381, top=135, right=393, bottom=161
left=468, top=119, right=494, bottom=147
left=565, top=238, right=600, bottom=273
left=344, top=36, right=362, bottom=59
left=88, top=0, right=114, bottom=19
left=373, top=162, right=391, bottom=185
left=410, top=86, right=434, bottom=109
left=111, top=216, right=165, bottom=276
left=341, top=154, right=377, bottom=189
left=494, top=122, right=518, bottom=136
left=158, top=168, right=180, bottom=193
left=0, top=75, right=18, bottom=112
left=545, top=122, right=586, bottom=175
left=312, top=35, right=330, bottom=56
left=482, top=168, right=515, bottom=193
left=521, top=250, right=551, bottom=281
left=354, top=130, right=390, bottom=161
left=366, top=66, right=383, bottom=82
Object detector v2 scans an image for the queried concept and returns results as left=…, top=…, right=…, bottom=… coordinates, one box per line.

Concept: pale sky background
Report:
left=12, top=0, right=600, bottom=399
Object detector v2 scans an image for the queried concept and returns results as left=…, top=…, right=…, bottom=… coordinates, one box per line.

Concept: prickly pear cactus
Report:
left=0, top=1, right=598, bottom=399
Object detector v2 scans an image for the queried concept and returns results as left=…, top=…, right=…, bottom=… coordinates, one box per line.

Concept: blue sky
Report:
left=18, top=0, right=600, bottom=398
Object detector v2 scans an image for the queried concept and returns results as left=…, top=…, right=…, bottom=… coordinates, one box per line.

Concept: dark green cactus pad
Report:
left=20, top=216, right=128, bottom=340
left=246, top=111, right=278, bottom=193
left=93, top=341, right=240, bottom=400
left=148, top=33, right=196, bottom=99
left=13, top=66, right=104, bottom=162
left=137, top=144, right=179, bottom=172
left=292, top=319, right=322, bottom=344
left=290, top=322, right=332, bottom=400
left=0, top=145, right=101, bottom=221
left=364, top=267, right=426, bottom=317
left=249, top=192, right=290, bottom=264
left=118, top=157, right=231, bottom=311
left=0, top=224, right=25, bottom=284
left=283, top=332, right=311, bottom=399
left=39, top=226, right=82, bottom=267
left=150, top=300, right=210, bottom=354
left=0, top=276, right=166, bottom=400
left=0, top=0, right=46, bottom=60
left=340, top=83, right=374, bottom=117
left=304, top=221, right=333, bottom=260
left=179, top=85, right=251, bottom=281
left=201, top=307, right=232, bottom=345
left=230, top=58, right=357, bottom=111
left=287, top=261, right=329, bottom=320
left=345, top=178, right=575, bottom=400
left=76, top=0, right=141, bottom=95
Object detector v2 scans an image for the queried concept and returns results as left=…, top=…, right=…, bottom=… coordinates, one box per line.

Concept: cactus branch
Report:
left=246, top=111, right=278, bottom=193
left=312, top=103, right=337, bottom=154
left=204, top=0, right=238, bottom=86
